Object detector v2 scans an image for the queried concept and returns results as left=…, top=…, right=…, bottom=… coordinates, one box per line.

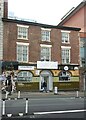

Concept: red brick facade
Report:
left=1, top=1, right=81, bottom=91
left=2, top=20, right=80, bottom=65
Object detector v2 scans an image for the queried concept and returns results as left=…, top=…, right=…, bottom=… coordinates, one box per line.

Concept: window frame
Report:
left=17, top=24, right=29, bottom=40
left=16, top=42, right=29, bottom=62
left=59, top=71, right=71, bottom=82
left=17, top=71, right=33, bottom=82
left=61, top=46, right=71, bottom=64
left=41, top=28, right=51, bottom=42
left=40, top=44, right=52, bottom=61
left=61, top=30, right=70, bottom=43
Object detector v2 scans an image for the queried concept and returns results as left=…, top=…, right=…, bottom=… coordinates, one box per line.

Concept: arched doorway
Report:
left=39, top=70, right=53, bottom=91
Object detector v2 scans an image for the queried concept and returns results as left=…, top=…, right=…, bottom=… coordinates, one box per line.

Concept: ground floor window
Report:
left=59, top=71, right=71, bottom=81
left=17, top=71, right=33, bottom=81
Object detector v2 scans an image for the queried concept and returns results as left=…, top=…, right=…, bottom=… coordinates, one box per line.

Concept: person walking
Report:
left=5, top=75, right=12, bottom=95
left=43, top=81, right=47, bottom=92
left=10, top=72, right=16, bottom=93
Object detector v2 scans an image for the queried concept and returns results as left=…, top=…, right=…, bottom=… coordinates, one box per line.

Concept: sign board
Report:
left=18, top=66, right=34, bottom=70
left=37, top=61, right=58, bottom=69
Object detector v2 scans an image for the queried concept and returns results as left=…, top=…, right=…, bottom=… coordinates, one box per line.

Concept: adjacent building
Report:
left=0, top=0, right=81, bottom=91
left=58, top=0, right=86, bottom=91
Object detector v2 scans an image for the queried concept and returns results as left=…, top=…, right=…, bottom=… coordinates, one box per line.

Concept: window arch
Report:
left=40, top=70, right=52, bottom=76
left=17, top=71, right=33, bottom=81
left=59, top=71, right=71, bottom=81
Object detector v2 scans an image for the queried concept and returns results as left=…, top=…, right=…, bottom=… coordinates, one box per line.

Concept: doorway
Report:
left=39, top=70, right=53, bottom=91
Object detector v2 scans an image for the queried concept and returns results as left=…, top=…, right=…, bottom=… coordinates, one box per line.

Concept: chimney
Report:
left=3, top=0, right=8, bottom=18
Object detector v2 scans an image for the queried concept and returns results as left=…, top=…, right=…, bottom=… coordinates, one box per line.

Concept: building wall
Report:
left=1, top=0, right=81, bottom=91
left=3, top=21, right=80, bottom=65
left=61, top=6, right=85, bottom=33
left=58, top=2, right=86, bottom=91
left=0, top=0, right=4, bottom=60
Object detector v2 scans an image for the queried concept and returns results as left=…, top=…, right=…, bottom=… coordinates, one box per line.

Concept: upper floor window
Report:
left=41, top=28, right=51, bottom=42
left=40, top=44, right=52, bottom=61
left=17, top=24, right=29, bottom=40
left=61, top=30, right=70, bottom=43
left=61, top=46, right=71, bottom=64
left=16, top=42, right=29, bottom=62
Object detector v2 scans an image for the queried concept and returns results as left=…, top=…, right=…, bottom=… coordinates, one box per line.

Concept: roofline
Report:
left=2, top=17, right=57, bottom=28
left=2, top=17, right=81, bottom=31
left=58, top=1, right=86, bottom=26
left=57, top=25, right=81, bottom=31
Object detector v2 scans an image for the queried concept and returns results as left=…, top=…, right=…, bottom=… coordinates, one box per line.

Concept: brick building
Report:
left=0, top=0, right=81, bottom=91
left=58, top=1, right=86, bottom=91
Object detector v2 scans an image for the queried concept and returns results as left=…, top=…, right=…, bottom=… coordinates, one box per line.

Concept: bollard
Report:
left=2, top=99, right=5, bottom=116
left=54, top=87, right=58, bottom=95
left=18, top=91, right=20, bottom=98
left=76, top=91, right=79, bottom=97
left=25, top=98, right=28, bottom=114
left=5, top=91, right=8, bottom=99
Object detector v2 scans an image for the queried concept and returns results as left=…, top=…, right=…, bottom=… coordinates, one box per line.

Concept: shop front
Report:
left=6, top=61, right=80, bottom=91
left=16, top=61, right=58, bottom=91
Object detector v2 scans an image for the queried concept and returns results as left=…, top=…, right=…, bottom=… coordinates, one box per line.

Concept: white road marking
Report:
left=34, top=109, right=86, bottom=115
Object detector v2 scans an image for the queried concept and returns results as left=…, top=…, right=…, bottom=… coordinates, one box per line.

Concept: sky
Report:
left=8, top=0, right=83, bottom=25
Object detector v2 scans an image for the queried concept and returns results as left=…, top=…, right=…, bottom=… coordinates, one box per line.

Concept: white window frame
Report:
left=61, top=30, right=70, bottom=43
left=41, top=28, right=51, bottom=42
left=16, top=42, right=29, bottom=62
left=17, top=24, right=29, bottom=40
left=17, top=71, right=33, bottom=81
left=61, top=46, right=71, bottom=64
left=40, top=44, right=52, bottom=61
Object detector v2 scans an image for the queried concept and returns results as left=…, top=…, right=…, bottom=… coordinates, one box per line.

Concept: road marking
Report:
left=34, top=109, right=86, bottom=115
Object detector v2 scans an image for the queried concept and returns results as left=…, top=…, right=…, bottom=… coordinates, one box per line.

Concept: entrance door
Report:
left=39, top=70, right=53, bottom=91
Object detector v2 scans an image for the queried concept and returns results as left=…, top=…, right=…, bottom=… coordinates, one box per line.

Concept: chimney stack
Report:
left=3, top=0, right=8, bottom=18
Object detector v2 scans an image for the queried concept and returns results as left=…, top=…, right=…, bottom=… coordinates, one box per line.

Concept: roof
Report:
left=2, top=18, right=81, bottom=31
left=58, top=1, right=86, bottom=26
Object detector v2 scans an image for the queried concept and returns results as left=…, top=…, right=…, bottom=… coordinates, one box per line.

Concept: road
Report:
left=1, top=92, right=85, bottom=119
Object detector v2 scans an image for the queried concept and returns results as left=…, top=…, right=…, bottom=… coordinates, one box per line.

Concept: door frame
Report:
left=39, top=70, right=53, bottom=91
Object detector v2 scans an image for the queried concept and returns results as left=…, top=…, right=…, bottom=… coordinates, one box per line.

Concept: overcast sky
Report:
left=8, top=0, right=83, bottom=25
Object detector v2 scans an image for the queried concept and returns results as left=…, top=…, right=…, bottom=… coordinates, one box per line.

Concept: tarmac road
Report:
left=1, top=91, right=85, bottom=119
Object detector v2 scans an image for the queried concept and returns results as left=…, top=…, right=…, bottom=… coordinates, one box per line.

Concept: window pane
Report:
left=62, top=32, right=69, bottom=43
left=18, top=26, right=28, bottom=39
left=17, top=45, right=28, bottom=62
left=17, top=71, right=33, bottom=81
left=62, top=49, right=70, bottom=64
left=41, top=30, right=50, bottom=41
left=59, top=71, right=71, bottom=81
left=41, top=47, right=51, bottom=61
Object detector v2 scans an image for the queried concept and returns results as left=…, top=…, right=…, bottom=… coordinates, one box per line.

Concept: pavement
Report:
left=1, top=90, right=85, bottom=99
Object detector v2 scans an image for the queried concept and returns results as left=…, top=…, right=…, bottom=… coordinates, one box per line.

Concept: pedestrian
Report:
left=43, top=81, right=47, bottom=92
left=10, top=72, right=16, bottom=92
left=1, top=72, right=6, bottom=93
left=5, top=75, right=12, bottom=95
